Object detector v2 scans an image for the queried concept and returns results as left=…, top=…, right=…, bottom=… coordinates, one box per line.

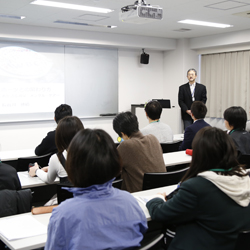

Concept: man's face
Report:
left=187, top=70, right=197, bottom=83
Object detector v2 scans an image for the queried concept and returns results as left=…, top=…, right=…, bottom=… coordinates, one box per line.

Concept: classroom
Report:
left=1, top=1, right=250, bottom=249
left=0, top=0, right=250, bottom=152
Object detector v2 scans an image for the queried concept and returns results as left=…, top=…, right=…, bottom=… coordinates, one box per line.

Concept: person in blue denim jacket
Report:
left=45, top=128, right=148, bottom=250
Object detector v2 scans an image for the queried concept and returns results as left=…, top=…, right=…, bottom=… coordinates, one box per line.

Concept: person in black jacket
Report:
left=147, top=127, right=250, bottom=250
left=35, top=104, right=72, bottom=156
left=224, top=106, right=250, bottom=156
left=178, top=68, right=207, bottom=130
left=0, top=161, right=21, bottom=190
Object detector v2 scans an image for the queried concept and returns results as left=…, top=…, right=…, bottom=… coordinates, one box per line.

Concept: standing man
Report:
left=178, top=68, right=207, bottom=130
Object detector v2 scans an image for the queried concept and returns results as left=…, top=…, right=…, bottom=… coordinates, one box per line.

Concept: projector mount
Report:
left=121, top=0, right=150, bottom=12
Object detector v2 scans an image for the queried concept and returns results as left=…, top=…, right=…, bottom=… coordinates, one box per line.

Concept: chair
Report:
left=234, top=230, right=250, bottom=250
left=112, top=179, right=123, bottom=189
left=136, top=233, right=164, bottom=250
left=17, top=152, right=53, bottom=172
left=238, top=155, right=250, bottom=169
left=142, top=167, right=189, bottom=190
left=160, top=141, right=182, bottom=153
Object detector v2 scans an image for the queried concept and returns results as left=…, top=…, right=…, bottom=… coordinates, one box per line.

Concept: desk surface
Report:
left=1, top=149, right=35, bottom=161
left=173, top=134, right=184, bottom=142
left=1, top=134, right=183, bottom=162
left=163, top=150, right=191, bottom=167
left=18, top=171, right=59, bottom=189
left=0, top=185, right=177, bottom=250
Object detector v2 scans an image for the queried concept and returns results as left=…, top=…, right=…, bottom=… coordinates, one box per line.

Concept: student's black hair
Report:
left=55, top=116, right=84, bottom=160
left=223, top=106, right=247, bottom=130
left=54, top=104, right=72, bottom=123
left=181, top=127, right=246, bottom=182
left=145, top=100, right=162, bottom=120
left=113, top=112, right=139, bottom=137
left=191, top=101, right=207, bottom=119
left=66, top=129, right=122, bottom=187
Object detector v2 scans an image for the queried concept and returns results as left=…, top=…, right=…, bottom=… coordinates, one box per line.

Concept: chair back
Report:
left=17, top=152, right=53, bottom=172
left=234, top=230, right=250, bottom=250
left=238, top=155, right=250, bottom=169
left=160, top=141, right=182, bottom=153
left=0, top=189, right=32, bottom=218
left=112, top=179, right=123, bottom=189
left=142, top=167, right=189, bottom=190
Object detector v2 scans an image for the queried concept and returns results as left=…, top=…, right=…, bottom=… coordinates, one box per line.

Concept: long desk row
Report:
left=0, top=134, right=184, bottom=162
left=17, top=150, right=191, bottom=189
left=0, top=185, right=177, bottom=250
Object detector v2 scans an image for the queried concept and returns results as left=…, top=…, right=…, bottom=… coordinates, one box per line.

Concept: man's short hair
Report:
left=187, top=68, right=197, bottom=76
left=191, top=101, right=207, bottom=119
left=54, top=104, right=72, bottom=123
left=223, top=106, right=247, bottom=130
left=113, top=112, right=139, bottom=137
left=145, top=100, right=162, bottom=120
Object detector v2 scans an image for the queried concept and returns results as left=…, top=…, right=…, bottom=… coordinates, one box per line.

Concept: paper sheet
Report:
left=0, top=215, right=47, bottom=241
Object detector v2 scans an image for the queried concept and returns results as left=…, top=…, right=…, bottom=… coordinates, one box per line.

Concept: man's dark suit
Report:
left=35, top=130, right=57, bottom=156
left=178, top=82, right=207, bottom=123
left=179, top=119, right=210, bottom=150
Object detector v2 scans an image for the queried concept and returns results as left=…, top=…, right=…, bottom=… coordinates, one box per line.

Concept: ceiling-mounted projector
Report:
left=120, top=0, right=163, bottom=24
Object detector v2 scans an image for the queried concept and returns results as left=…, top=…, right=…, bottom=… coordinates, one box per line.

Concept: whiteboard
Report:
left=65, top=46, right=118, bottom=117
left=0, top=42, right=118, bottom=122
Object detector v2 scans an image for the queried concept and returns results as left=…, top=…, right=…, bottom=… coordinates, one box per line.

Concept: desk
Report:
left=132, top=185, right=177, bottom=221
left=18, top=171, right=59, bottom=189
left=0, top=149, right=35, bottom=161
left=0, top=185, right=177, bottom=250
left=163, top=151, right=191, bottom=167
left=0, top=212, right=51, bottom=250
left=173, top=134, right=184, bottom=142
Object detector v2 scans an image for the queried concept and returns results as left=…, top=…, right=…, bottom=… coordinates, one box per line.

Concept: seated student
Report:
left=141, top=100, right=173, bottom=143
left=35, top=104, right=72, bottom=156
left=224, top=106, right=250, bottom=155
left=45, top=129, right=148, bottom=250
left=0, top=161, right=21, bottom=190
left=113, top=111, right=166, bottom=193
left=146, top=127, right=250, bottom=250
left=179, top=101, right=210, bottom=150
left=29, top=116, right=84, bottom=184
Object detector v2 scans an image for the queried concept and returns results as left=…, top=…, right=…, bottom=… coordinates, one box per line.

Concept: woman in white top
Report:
left=29, top=116, right=84, bottom=184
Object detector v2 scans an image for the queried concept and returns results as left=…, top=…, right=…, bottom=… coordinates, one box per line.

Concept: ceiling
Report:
left=1, top=0, right=250, bottom=39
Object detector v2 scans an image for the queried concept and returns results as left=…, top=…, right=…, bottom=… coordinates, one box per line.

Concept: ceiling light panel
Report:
left=178, top=19, right=233, bottom=28
left=30, top=0, right=114, bottom=14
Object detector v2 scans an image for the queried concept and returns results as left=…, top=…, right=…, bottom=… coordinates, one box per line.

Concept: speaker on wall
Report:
left=140, top=49, right=149, bottom=64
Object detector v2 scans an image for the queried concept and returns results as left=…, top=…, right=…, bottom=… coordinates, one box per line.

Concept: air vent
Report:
left=54, top=20, right=116, bottom=28
left=173, top=28, right=191, bottom=32
left=233, top=10, right=250, bottom=18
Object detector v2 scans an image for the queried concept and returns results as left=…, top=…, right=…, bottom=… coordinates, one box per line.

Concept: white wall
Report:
left=118, top=49, right=164, bottom=112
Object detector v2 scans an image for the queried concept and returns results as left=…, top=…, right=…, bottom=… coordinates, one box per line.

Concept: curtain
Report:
left=201, top=51, right=250, bottom=118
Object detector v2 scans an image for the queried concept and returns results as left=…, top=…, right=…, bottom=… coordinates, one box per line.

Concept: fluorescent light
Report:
left=30, top=0, right=114, bottom=14
left=54, top=20, right=117, bottom=28
left=178, top=19, right=232, bottom=28
left=0, top=14, right=25, bottom=19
